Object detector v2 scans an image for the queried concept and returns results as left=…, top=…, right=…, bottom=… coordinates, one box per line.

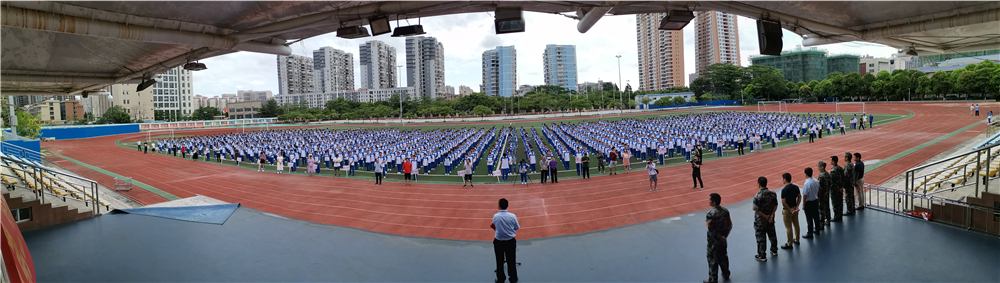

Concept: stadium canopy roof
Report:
left=2, top=1, right=997, bottom=96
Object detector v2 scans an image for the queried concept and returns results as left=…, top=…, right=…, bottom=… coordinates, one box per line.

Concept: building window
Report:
left=10, top=207, right=31, bottom=222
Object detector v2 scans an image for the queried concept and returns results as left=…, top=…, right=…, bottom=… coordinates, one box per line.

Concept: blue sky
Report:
left=193, top=12, right=897, bottom=96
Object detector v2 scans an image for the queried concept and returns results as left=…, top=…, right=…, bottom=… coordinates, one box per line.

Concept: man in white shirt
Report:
left=500, top=156, right=510, bottom=182
left=492, top=198, right=520, bottom=283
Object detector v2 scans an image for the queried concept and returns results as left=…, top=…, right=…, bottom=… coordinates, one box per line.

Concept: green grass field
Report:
left=120, top=110, right=909, bottom=184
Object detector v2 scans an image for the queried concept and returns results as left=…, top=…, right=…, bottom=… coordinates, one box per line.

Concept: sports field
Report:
left=117, top=110, right=905, bottom=184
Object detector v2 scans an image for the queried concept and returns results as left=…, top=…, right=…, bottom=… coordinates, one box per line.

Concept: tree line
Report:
left=692, top=60, right=1000, bottom=103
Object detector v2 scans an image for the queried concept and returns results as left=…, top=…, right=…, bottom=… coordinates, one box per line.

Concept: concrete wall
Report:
left=3, top=193, right=94, bottom=232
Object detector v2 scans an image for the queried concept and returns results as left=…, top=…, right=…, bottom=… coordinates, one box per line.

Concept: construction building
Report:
left=827, top=54, right=861, bottom=75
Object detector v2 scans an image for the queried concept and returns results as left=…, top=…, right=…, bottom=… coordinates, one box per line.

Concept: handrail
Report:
left=865, top=184, right=999, bottom=235
left=1, top=156, right=104, bottom=215
left=907, top=141, right=1000, bottom=173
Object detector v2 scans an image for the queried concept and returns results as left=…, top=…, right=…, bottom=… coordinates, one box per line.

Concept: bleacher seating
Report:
left=2, top=157, right=107, bottom=207
left=916, top=147, right=1000, bottom=192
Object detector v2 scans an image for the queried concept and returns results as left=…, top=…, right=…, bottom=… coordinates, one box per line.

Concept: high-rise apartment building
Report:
left=149, top=66, right=193, bottom=118
left=405, top=36, right=446, bottom=98
left=636, top=13, right=685, bottom=91
left=108, top=83, right=154, bottom=121
left=694, top=11, right=741, bottom=76
left=237, top=90, right=274, bottom=102
left=277, top=54, right=315, bottom=95
left=543, top=44, right=578, bottom=92
left=444, top=85, right=456, bottom=94
left=80, top=91, right=112, bottom=118
left=482, top=46, right=517, bottom=97
left=459, top=85, right=474, bottom=96
left=312, top=47, right=354, bottom=93
left=359, top=40, right=397, bottom=90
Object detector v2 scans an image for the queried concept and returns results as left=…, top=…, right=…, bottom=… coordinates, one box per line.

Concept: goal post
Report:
left=836, top=102, right=866, bottom=114
left=757, top=101, right=786, bottom=113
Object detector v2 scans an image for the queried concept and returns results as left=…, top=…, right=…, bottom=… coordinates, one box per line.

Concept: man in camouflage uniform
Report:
left=817, top=160, right=832, bottom=228
left=843, top=152, right=856, bottom=216
left=705, top=193, right=732, bottom=283
left=829, top=155, right=845, bottom=221
left=752, top=176, right=778, bottom=262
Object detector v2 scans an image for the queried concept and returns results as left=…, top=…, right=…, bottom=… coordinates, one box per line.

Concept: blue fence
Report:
left=40, top=124, right=140, bottom=140
left=638, top=100, right=740, bottom=110
left=1, top=140, right=41, bottom=163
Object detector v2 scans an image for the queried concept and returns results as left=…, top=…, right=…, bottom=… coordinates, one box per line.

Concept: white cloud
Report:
left=193, top=12, right=899, bottom=96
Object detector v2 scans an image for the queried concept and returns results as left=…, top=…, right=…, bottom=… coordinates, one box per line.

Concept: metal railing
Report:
left=866, top=184, right=999, bottom=235
left=1, top=156, right=105, bottom=216
left=905, top=142, right=999, bottom=197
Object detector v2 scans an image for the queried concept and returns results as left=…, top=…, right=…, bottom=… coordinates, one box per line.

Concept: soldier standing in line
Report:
left=829, top=156, right=845, bottom=222
left=704, top=193, right=732, bottom=283
left=817, top=161, right=832, bottom=229
left=752, top=176, right=779, bottom=262
left=843, top=152, right=856, bottom=216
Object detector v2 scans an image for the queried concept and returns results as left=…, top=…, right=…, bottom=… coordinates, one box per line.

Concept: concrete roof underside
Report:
left=2, top=1, right=997, bottom=96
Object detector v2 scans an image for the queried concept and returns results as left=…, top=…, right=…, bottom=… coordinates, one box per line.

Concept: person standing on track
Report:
left=868, top=113, right=874, bottom=128
left=975, top=104, right=980, bottom=116
left=817, top=161, right=832, bottom=228
left=859, top=114, right=867, bottom=130
left=581, top=153, right=591, bottom=180
left=403, top=158, right=412, bottom=186
left=752, top=176, right=778, bottom=262
left=275, top=154, right=284, bottom=174
left=539, top=158, right=549, bottom=184
left=597, top=152, right=606, bottom=174
left=704, top=193, right=732, bottom=283
left=463, top=158, right=474, bottom=187
left=622, top=149, right=632, bottom=172
left=647, top=159, right=658, bottom=192
left=492, top=198, right=520, bottom=283
left=518, top=159, right=529, bottom=185
left=609, top=148, right=619, bottom=175
left=548, top=156, right=559, bottom=183
left=692, top=155, right=704, bottom=190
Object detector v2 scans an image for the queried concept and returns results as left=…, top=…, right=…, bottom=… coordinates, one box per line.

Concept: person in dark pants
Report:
left=843, top=152, right=856, bottom=216
left=492, top=198, right=520, bottom=283
left=548, top=157, right=558, bottom=183
left=868, top=113, right=874, bottom=128
left=540, top=161, right=548, bottom=184
left=828, top=156, right=845, bottom=222
left=581, top=153, right=591, bottom=180
left=753, top=176, right=778, bottom=262
left=143, top=142, right=148, bottom=154
left=691, top=155, right=704, bottom=190
left=704, top=193, right=732, bottom=283
left=800, top=167, right=820, bottom=239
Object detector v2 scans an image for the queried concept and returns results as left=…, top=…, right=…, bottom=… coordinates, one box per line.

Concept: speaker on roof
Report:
left=757, top=19, right=783, bottom=56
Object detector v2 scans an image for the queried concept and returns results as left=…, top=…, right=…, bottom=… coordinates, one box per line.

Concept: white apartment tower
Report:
left=405, top=36, right=446, bottom=99
left=695, top=11, right=741, bottom=77
left=277, top=54, right=315, bottom=95
left=636, top=13, right=686, bottom=91
left=313, top=47, right=354, bottom=93
left=151, top=66, right=194, bottom=118
left=359, top=40, right=397, bottom=89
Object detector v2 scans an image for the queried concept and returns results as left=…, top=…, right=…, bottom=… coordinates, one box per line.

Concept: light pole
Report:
left=616, top=55, right=623, bottom=114
left=397, top=64, right=403, bottom=124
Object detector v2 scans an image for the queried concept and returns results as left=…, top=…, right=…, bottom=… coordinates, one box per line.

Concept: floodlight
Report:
left=183, top=62, right=207, bottom=71
left=136, top=78, right=156, bottom=92
left=336, top=26, right=371, bottom=39
left=368, top=15, right=391, bottom=36
left=495, top=7, right=525, bottom=34
left=391, top=25, right=426, bottom=37
left=658, top=10, right=695, bottom=30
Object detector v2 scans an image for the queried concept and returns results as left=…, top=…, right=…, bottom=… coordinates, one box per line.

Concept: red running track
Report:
left=40, top=102, right=990, bottom=241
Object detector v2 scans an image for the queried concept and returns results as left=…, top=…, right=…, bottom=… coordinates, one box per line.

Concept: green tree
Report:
left=14, top=108, right=41, bottom=139
left=702, top=63, right=747, bottom=99
left=690, top=77, right=713, bottom=96
left=688, top=96, right=698, bottom=103
left=653, top=96, right=673, bottom=107
left=742, top=83, right=760, bottom=102
left=259, top=99, right=281, bottom=118
left=97, top=105, right=132, bottom=124
left=640, top=97, right=653, bottom=107
left=799, top=85, right=812, bottom=97
left=671, top=96, right=687, bottom=105
left=700, top=93, right=713, bottom=102
left=192, top=106, right=222, bottom=120
left=571, top=96, right=593, bottom=110
left=930, top=71, right=953, bottom=98
left=744, top=65, right=786, bottom=101
left=372, top=105, right=393, bottom=120
left=472, top=105, right=493, bottom=119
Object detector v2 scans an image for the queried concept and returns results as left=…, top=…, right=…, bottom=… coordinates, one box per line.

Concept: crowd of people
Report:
left=136, top=111, right=874, bottom=189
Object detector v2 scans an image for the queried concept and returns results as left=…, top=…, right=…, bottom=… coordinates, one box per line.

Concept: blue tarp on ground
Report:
left=40, top=124, right=140, bottom=140
left=110, top=203, right=240, bottom=225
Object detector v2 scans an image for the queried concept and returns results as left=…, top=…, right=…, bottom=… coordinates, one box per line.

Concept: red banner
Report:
left=2, top=195, right=36, bottom=283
